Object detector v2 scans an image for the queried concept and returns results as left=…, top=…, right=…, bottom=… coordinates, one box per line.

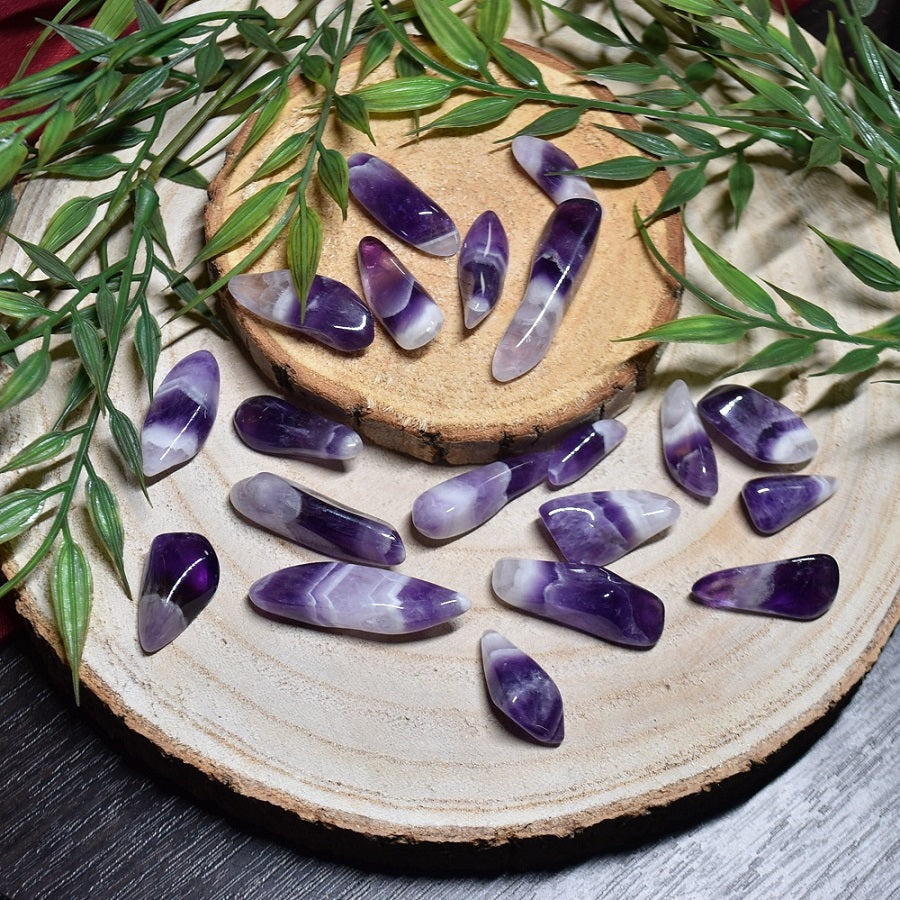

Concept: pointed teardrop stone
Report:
left=228, top=270, right=374, bottom=352
left=697, top=383, right=818, bottom=465
left=357, top=236, right=444, bottom=350
left=481, top=630, right=564, bottom=745
left=540, top=490, right=680, bottom=566
left=249, top=561, right=470, bottom=635
left=234, top=395, right=362, bottom=462
left=230, top=472, right=405, bottom=566
left=547, top=418, right=627, bottom=487
left=138, top=533, right=219, bottom=653
left=347, top=153, right=460, bottom=256
left=741, top=474, right=837, bottom=534
left=691, top=554, right=839, bottom=620
left=141, top=349, right=219, bottom=478
left=661, top=379, right=718, bottom=498
left=458, top=210, right=509, bottom=329
left=511, top=135, right=598, bottom=204
left=412, top=452, right=552, bottom=540
left=492, top=197, right=602, bottom=382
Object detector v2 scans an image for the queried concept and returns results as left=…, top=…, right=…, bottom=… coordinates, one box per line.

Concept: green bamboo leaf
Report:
left=420, top=96, right=515, bottom=132
left=353, top=76, right=453, bottom=112
left=314, top=148, right=347, bottom=220
left=160, top=157, right=207, bottom=189
left=859, top=312, right=900, bottom=339
left=394, top=51, right=425, bottom=78
left=663, top=120, right=721, bottom=152
left=0, top=290, right=47, bottom=319
left=0, top=430, right=76, bottom=473
left=660, top=0, right=720, bottom=12
left=574, top=156, right=658, bottom=181
left=44, top=21, right=113, bottom=57
left=477, top=0, right=511, bottom=45
left=70, top=309, right=107, bottom=392
left=359, top=31, right=395, bottom=82
left=0, top=186, right=14, bottom=232
left=814, top=346, right=881, bottom=376
left=654, top=164, right=707, bottom=214
left=39, top=195, right=100, bottom=255
left=806, top=81, right=854, bottom=141
left=91, top=0, right=138, bottom=38
left=700, top=23, right=771, bottom=55
left=219, top=70, right=281, bottom=112
left=766, top=282, right=842, bottom=332
left=642, top=20, right=669, bottom=55
left=598, top=125, right=679, bottom=158
left=627, top=89, right=694, bottom=108
left=822, top=19, right=847, bottom=91
left=810, top=226, right=900, bottom=291
left=55, top=365, right=94, bottom=427
left=51, top=532, right=93, bottom=704
left=94, top=280, right=117, bottom=338
left=728, top=152, right=754, bottom=226
left=37, top=104, right=75, bottom=167
left=581, top=62, right=663, bottom=84
left=288, top=203, right=322, bottom=318
left=134, top=0, right=163, bottom=31
left=745, top=0, right=771, bottom=24
left=195, top=38, right=225, bottom=90
left=242, top=132, right=312, bottom=187
left=108, top=405, right=144, bottom=483
left=684, top=60, right=717, bottom=84
left=135, top=311, right=161, bottom=399
left=0, top=349, right=51, bottom=411
left=507, top=106, right=583, bottom=139
left=238, top=20, right=285, bottom=58
left=43, top=153, right=129, bottom=179
left=301, top=54, right=331, bottom=87
left=805, top=136, right=843, bottom=170
left=0, top=488, right=48, bottom=543
left=543, top=5, right=626, bottom=47
left=0, top=134, right=29, bottom=191
left=320, top=26, right=339, bottom=61
left=786, top=14, right=817, bottom=69
left=236, top=81, right=290, bottom=163
left=488, top=42, right=545, bottom=89
left=624, top=314, right=750, bottom=343
left=728, top=337, right=816, bottom=376
left=86, top=473, right=129, bottom=594
left=335, top=94, right=374, bottom=143
left=413, top=0, right=489, bottom=73
left=740, top=70, right=812, bottom=120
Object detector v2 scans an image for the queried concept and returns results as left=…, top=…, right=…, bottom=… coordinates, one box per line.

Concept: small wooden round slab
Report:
left=206, top=42, right=682, bottom=463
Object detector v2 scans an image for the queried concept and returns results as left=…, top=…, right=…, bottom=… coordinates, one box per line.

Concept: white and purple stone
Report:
left=492, top=197, right=602, bottom=382
left=697, top=383, right=818, bottom=465
left=137, top=532, right=219, bottom=653
left=347, top=152, right=460, bottom=256
left=412, top=452, right=552, bottom=540
left=691, top=554, right=839, bottom=620
left=141, top=349, right=219, bottom=478
left=661, top=379, right=718, bottom=498
left=234, top=395, right=362, bottom=462
left=230, top=472, right=405, bottom=566
left=540, top=490, right=680, bottom=567
left=741, top=474, right=837, bottom=534
left=249, top=561, right=470, bottom=635
left=228, top=270, right=374, bottom=352
left=511, top=135, right=598, bottom=204
left=481, top=630, right=564, bottom=745
left=458, top=210, right=509, bottom=329
left=357, top=236, right=444, bottom=350
left=547, top=418, right=627, bottom=487
left=491, top=558, right=665, bottom=648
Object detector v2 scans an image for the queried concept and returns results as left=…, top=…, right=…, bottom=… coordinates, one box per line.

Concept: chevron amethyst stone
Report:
left=741, top=474, right=837, bottom=534
left=697, top=383, right=818, bottom=465
left=138, top=532, right=219, bottom=653
left=661, top=379, right=718, bottom=498
left=481, top=630, right=564, bottom=745
left=228, top=270, right=374, bottom=351
left=691, top=554, right=839, bottom=620
left=357, top=236, right=443, bottom=350
left=348, top=153, right=460, bottom=256
left=540, top=490, right=680, bottom=566
left=511, top=135, right=597, bottom=204
left=458, top=210, right=509, bottom=329
left=492, top=558, right=665, bottom=648
left=547, top=418, right=627, bottom=487
left=492, top=197, right=602, bottom=382
left=249, top=561, right=470, bottom=635
left=141, top=349, right=219, bottom=478
left=230, top=472, right=405, bottom=566
left=412, top=452, right=552, bottom=540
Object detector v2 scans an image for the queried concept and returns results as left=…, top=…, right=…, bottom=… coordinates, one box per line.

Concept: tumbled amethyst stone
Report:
left=347, top=153, right=460, bottom=256
left=741, top=474, right=837, bottom=534
left=547, top=418, right=627, bottom=487
left=661, top=379, right=718, bottom=498
left=458, top=210, right=509, bottom=329
left=138, top=532, right=219, bottom=653
left=492, top=558, right=664, bottom=648
left=234, top=395, right=362, bottom=462
left=511, top=135, right=598, bottom=204
left=230, top=472, right=405, bottom=566
left=691, top=554, right=839, bottom=620
left=249, top=561, right=470, bottom=635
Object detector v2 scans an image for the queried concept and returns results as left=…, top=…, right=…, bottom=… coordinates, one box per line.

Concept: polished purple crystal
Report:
left=412, top=452, right=552, bottom=540
left=347, top=153, right=460, bottom=256
left=137, top=532, right=219, bottom=653
left=492, top=558, right=664, bottom=648
left=511, top=135, right=598, bottom=204
left=357, top=236, right=443, bottom=350
left=540, top=490, right=680, bottom=566
left=697, top=383, right=818, bottom=465
left=458, top=210, right=509, bottom=329
left=230, top=472, right=405, bottom=566
left=234, top=395, right=362, bottom=462
left=492, top=197, right=602, bottom=382
left=481, top=630, right=564, bottom=746
left=661, top=379, right=718, bottom=498
left=691, top=554, right=839, bottom=620
left=141, top=349, right=219, bottom=478
left=741, top=474, right=837, bottom=534
left=228, top=270, right=374, bottom=352
left=547, top=418, right=627, bottom=487
left=249, top=561, right=470, bottom=635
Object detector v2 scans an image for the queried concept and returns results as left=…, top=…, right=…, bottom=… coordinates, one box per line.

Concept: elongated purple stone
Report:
left=249, top=561, right=470, bottom=635
left=230, top=472, right=405, bottom=566
left=492, top=197, right=602, bottom=382
left=138, top=532, right=219, bottom=653
left=412, top=452, right=552, bottom=540
left=547, top=418, right=627, bottom=487
left=347, top=153, right=460, bottom=256
left=741, top=474, right=837, bottom=534
left=492, top=558, right=664, bottom=648
left=357, top=236, right=443, bottom=350
left=540, top=490, right=680, bottom=566
left=697, top=383, right=818, bottom=465
left=234, top=395, right=362, bottom=462
left=661, top=379, right=718, bottom=498
left=691, top=554, right=839, bottom=620
left=458, top=210, right=509, bottom=329
left=481, top=630, right=564, bottom=746
left=141, top=349, right=219, bottom=478
left=228, top=270, right=374, bottom=352
left=511, top=135, right=598, bottom=204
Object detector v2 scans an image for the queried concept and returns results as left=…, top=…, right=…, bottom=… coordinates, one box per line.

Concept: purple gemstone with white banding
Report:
left=741, top=474, right=837, bottom=534
left=511, top=135, right=598, bottom=204
left=661, top=379, right=718, bottom=498
left=547, top=418, right=627, bottom=487
left=458, top=210, right=509, bottom=328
